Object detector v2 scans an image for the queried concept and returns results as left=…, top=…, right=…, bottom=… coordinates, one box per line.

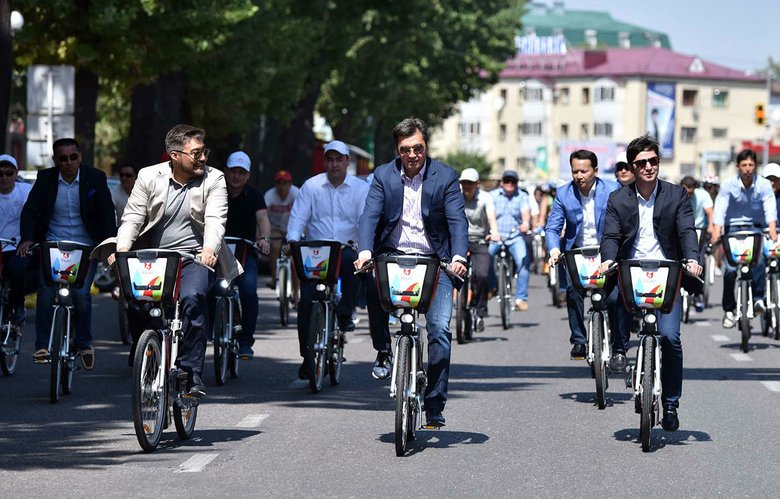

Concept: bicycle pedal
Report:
left=422, top=422, right=445, bottom=430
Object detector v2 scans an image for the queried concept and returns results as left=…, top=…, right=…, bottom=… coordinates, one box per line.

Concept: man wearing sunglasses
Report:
left=19, top=138, right=117, bottom=370
left=613, top=152, right=635, bottom=186
left=0, top=154, right=32, bottom=327
left=599, top=134, right=702, bottom=432
left=110, top=163, right=138, bottom=225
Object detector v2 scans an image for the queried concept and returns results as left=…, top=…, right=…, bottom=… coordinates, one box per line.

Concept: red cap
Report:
left=274, top=170, right=292, bottom=182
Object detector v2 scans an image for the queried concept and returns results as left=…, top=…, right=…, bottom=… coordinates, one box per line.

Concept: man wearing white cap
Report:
left=0, top=154, right=32, bottom=325
left=223, top=151, right=271, bottom=359
left=287, top=139, right=369, bottom=380
left=459, top=167, right=499, bottom=331
left=613, top=151, right=634, bottom=186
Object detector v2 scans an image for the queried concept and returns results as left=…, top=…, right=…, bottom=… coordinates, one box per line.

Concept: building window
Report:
left=681, top=127, right=697, bottom=143
left=582, top=87, right=590, bottom=105
left=712, top=127, right=728, bottom=139
left=466, top=122, right=480, bottom=136
left=499, top=123, right=507, bottom=142
left=618, top=31, right=630, bottom=49
left=500, top=88, right=507, bottom=102
left=516, top=157, right=522, bottom=170
left=595, top=87, right=614, bottom=102
left=585, top=29, right=597, bottom=48
left=498, top=157, right=506, bottom=169
left=712, top=89, right=729, bottom=108
left=523, top=87, right=543, bottom=101
left=580, top=123, right=589, bottom=140
left=560, top=123, right=569, bottom=139
left=558, top=87, right=570, bottom=105
left=682, top=89, right=698, bottom=106
left=516, top=125, right=522, bottom=142
left=522, top=122, right=542, bottom=135
left=594, top=122, right=613, bottom=137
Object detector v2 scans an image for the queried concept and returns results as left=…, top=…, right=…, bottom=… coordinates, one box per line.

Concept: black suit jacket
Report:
left=20, top=164, right=117, bottom=244
left=601, top=180, right=699, bottom=264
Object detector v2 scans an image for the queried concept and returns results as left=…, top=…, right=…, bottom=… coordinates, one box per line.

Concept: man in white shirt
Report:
left=264, top=169, right=299, bottom=293
left=110, top=163, right=137, bottom=225
left=286, top=140, right=369, bottom=380
left=0, top=154, right=32, bottom=325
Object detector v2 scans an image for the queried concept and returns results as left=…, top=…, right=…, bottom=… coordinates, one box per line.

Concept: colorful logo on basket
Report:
left=574, top=254, right=605, bottom=289
left=300, top=246, right=330, bottom=280
left=630, top=268, right=667, bottom=308
left=389, top=277, right=421, bottom=308
left=764, top=237, right=780, bottom=259
left=729, top=237, right=755, bottom=263
left=51, top=259, right=79, bottom=284
left=128, top=258, right=168, bottom=302
left=303, top=256, right=328, bottom=279
left=131, top=273, right=164, bottom=301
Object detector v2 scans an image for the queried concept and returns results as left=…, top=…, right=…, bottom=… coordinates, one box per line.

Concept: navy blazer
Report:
left=358, top=157, right=468, bottom=263
left=545, top=177, right=620, bottom=252
left=20, top=164, right=117, bottom=245
left=600, top=180, right=699, bottom=263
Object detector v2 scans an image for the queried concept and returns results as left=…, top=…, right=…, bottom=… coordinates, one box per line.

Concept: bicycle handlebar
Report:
left=353, top=257, right=464, bottom=284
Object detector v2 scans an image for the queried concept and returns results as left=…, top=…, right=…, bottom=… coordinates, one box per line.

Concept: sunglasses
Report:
left=632, top=156, right=660, bottom=169
left=57, top=153, right=79, bottom=163
left=399, top=144, right=425, bottom=156
left=615, top=164, right=631, bottom=172
left=502, top=178, right=518, bottom=184
left=173, top=148, right=210, bottom=161
left=120, top=173, right=135, bottom=179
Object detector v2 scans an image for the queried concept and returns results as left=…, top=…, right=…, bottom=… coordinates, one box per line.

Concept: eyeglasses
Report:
left=399, top=144, right=425, bottom=156
left=615, top=164, right=631, bottom=172
left=173, top=148, right=210, bottom=161
left=632, top=156, right=660, bottom=169
left=57, top=153, right=79, bottom=163
left=0, top=170, right=15, bottom=178
left=120, top=173, right=135, bottom=179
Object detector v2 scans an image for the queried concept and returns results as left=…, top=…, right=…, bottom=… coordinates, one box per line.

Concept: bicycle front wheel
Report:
left=639, top=335, right=655, bottom=452
left=229, top=300, right=241, bottom=379
left=132, top=330, right=166, bottom=452
left=307, top=301, right=326, bottom=393
left=0, top=320, right=21, bottom=376
left=591, top=311, right=607, bottom=410
left=49, top=308, right=66, bottom=403
left=395, top=335, right=412, bottom=456
left=174, top=394, right=199, bottom=440
left=329, top=317, right=344, bottom=386
left=739, top=279, right=750, bottom=353
left=212, top=298, right=229, bottom=386
left=455, top=284, right=469, bottom=344
left=681, top=292, right=691, bottom=324
left=498, top=259, right=510, bottom=330
left=279, top=265, right=290, bottom=326
left=773, top=273, right=780, bottom=340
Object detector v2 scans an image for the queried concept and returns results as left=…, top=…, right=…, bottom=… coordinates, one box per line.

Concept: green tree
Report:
left=443, top=150, right=492, bottom=178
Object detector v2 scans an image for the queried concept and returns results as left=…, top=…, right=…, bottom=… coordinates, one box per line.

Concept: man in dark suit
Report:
left=19, top=138, right=116, bottom=370
left=354, top=117, right=468, bottom=428
left=598, top=134, right=702, bottom=432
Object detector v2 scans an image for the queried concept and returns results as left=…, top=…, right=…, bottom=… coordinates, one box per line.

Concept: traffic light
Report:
left=755, top=104, right=766, bottom=125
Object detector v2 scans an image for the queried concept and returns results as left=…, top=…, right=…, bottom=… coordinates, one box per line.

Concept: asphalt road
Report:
left=1, top=273, right=779, bottom=498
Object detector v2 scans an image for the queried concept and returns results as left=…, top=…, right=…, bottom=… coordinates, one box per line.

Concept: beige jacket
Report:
left=92, top=161, right=241, bottom=281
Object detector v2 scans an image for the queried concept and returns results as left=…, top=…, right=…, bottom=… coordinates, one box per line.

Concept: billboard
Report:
left=646, top=82, right=675, bottom=159
left=558, top=141, right=625, bottom=183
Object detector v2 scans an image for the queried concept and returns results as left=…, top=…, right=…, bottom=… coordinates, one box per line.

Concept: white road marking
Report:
left=694, top=321, right=713, bottom=327
left=760, top=381, right=780, bottom=393
left=177, top=453, right=219, bottom=473
left=236, top=414, right=269, bottom=428
left=729, top=353, right=753, bottom=362
left=288, top=379, right=308, bottom=388
left=710, top=334, right=730, bottom=342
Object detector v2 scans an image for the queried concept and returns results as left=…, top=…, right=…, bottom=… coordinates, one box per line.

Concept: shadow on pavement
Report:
left=378, top=429, right=489, bottom=455
left=613, top=427, right=712, bottom=452
left=559, top=391, right=632, bottom=407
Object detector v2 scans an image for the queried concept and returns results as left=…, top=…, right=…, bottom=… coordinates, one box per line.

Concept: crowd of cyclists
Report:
left=2, top=118, right=780, bottom=442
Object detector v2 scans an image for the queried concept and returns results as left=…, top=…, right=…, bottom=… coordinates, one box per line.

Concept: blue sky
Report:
left=561, top=0, right=780, bottom=72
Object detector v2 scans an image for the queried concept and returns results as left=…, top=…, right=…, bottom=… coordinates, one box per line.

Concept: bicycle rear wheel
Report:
left=639, top=335, right=655, bottom=452
left=395, top=335, right=412, bottom=456
left=49, top=308, right=66, bottom=403
left=174, top=394, right=199, bottom=440
left=0, top=318, right=21, bottom=376
left=307, top=302, right=326, bottom=393
left=455, top=279, right=469, bottom=344
left=61, top=322, right=74, bottom=395
left=279, top=265, right=290, bottom=326
left=591, top=311, right=607, bottom=410
left=498, top=259, right=510, bottom=330
left=132, top=330, right=166, bottom=452
left=212, top=298, right=229, bottom=386
left=739, top=279, right=750, bottom=353
left=229, top=300, right=241, bottom=379
left=329, top=318, right=344, bottom=386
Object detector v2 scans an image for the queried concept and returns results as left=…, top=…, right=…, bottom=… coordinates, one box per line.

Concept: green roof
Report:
left=521, top=3, right=672, bottom=49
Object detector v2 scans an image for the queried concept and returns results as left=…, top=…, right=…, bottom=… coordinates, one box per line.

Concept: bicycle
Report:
left=760, top=230, right=780, bottom=340
left=116, top=249, right=211, bottom=452
left=290, top=240, right=347, bottom=393
left=681, top=229, right=710, bottom=323
left=701, top=233, right=715, bottom=309
left=494, top=233, right=518, bottom=330
left=721, top=229, right=763, bottom=353
left=0, top=238, right=23, bottom=376
left=531, top=230, right=545, bottom=275
left=619, top=258, right=688, bottom=452
left=274, top=238, right=293, bottom=327
left=454, top=251, right=475, bottom=345
left=359, top=254, right=460, bottom=456
left=558, top=246, right=612, bottom=410
left=36, top=240, right=92, bottom=403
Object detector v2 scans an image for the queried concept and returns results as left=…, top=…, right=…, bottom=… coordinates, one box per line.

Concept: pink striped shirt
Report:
left=389, top=165, right=435, bottom=255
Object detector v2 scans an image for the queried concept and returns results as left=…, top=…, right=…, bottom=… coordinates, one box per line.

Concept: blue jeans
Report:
left=367, top=269, right=454, bottom=415
left=489, top=238, right=530, bottom=301
left=722, top=254, right=766, bottom=312
left=35, top=260, right=97, bottom=350
left=566, top=281, right=630, bottom=351
left=645, top=296, right=683, bottom=408
left=234, top=253, right=259, bottom=348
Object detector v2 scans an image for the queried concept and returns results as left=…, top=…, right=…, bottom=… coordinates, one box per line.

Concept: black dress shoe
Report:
left=661, top=406, right=679, bottom=432
left=187, top=375, right=206, bottom=398
left=570, top=343, right=586, bottom=360
left=609, top=352, right=628, bottom=373
left=425, top=411, right=446, bottom=428
left=298, top=361, right=309, bottom=380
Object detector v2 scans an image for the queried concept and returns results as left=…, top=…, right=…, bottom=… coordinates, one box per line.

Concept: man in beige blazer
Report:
left=106, top=124, right=240, bottom=397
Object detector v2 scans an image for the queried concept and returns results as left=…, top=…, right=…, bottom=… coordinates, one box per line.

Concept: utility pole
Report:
left=764, top=73, right=772, bottom=166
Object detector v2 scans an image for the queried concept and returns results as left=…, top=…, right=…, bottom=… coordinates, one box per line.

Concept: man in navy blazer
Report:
left=545, top=149, right=627, bottom=368
left=19, top=138, right=116, bottom=370
left=599, top=134, right=702, bottom=432
left=354, top=117, right=468, bottom=428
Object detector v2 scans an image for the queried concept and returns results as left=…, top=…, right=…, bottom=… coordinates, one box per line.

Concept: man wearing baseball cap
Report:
left=287, top=139, right=368, bottom=380
left=264, top=169, right=299, bottom=295
left=0, top=154, right=32, bottom=326
left=613, top=151, right=634, bottom=186
left=222, top=150, right=271, bottom=360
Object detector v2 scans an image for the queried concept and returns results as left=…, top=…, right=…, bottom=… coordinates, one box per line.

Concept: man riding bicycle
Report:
left=0, top=154, right=32, bottom=327
left=680, top=176, right=714, bottom=312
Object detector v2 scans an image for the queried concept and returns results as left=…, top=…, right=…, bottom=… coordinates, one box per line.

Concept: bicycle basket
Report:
left=116, top=250, right=182, bottom=303
left=618, top=259, right=682, bottom=313
left=291, top=240, right=342, bottom=284
left=563, top=245, right=606, bottom=291
left=42, top=241, right=94, bottom=288
left=722, top=230, right=762, bottom=267
left=374, top=254, right=440, bottom=314
left=763, top=232, right=780, bottom=259
left=224, top=237, right=250, bottom=267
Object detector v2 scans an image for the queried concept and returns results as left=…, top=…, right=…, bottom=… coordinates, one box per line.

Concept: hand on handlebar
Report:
left=450, top=260, right=467, bottom=277
left=684, top=260, right=703, bottom=277
left=548, top=248, right=561, bottom=269
left=199, top=248, right=217, bottom=268
left=598, top=259, right=614, bottom=275
left=256, top=239, right=270, bottom=255
left=16, top=240, right=34, bottom=257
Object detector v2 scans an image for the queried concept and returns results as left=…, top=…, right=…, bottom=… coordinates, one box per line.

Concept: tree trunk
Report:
left=372, top=118, right=396, bottom=166
left=74, top=67, right=98, bottom=166
left=0, top=0, right=11, bottom=154
left=126, top=71, right=187, bottom=168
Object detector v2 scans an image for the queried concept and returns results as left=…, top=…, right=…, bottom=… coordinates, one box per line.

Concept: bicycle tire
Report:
left=702, top=258, right=712, bottom=308
left=592, top=311, right=607, bottom=410
left=329, top=314, right=344, bottom=386
left=0, top=314, right=21, bottom=376
left=640, top=335, right=655, bottom=452
left=229, top=300, right=241, bottom=379
left=307, top=301, right=326, bottom=393
left=174, top=394, right=198, bottom=440
left=132, top=330, right=166, bottom=452
left=395, top=335, right=412, bottom=456
left=61, top=317, right=74, bottom=395
left=212, top=299, right=229, bottom=386
left=498, top=258, right=510, bottom=330
left=49, top=308, right=65, bottom=403
left=464, top=274, right=474, bottom=341
left=279, top=265, right=289, bottom=326
left=681, top=293, right=690, bottom=324
left=773, top=274, right=780, bottom=340
left=118, top=299, right=131, bottom=345
left=739, top=279, right=750, bottom=353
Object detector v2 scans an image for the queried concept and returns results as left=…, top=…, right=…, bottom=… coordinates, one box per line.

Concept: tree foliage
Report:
left=443, top=150, right=492, bottom=178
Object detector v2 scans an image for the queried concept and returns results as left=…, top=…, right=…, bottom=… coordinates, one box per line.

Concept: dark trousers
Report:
left=296, top=246, right=358, bottom=358
left=656, top=296, right=683, bottom=408
left=566, top=279, right=631, bottom=352
left=1, top=251, right=30, bottom=319
left=234, top=253, right=259, bottom=347
left=468, top=242, right=490, bottom=318
left=722, top=255, right=766, bottom=312
left=128, top=260, right=211, bottom=377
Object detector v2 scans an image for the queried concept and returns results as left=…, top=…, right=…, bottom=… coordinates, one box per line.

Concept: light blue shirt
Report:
left=46, top=171, right=94, bottom=245
left=491, top=188, right=530, bottom=238
left=631, top=182, right=665, bottom=259
left=713, top=175, right=777, bottom=229
left=691, top=187, right=713, bottom=228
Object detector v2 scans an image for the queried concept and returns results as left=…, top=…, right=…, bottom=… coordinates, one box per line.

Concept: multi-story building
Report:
left=432, top=47, right=766, bottom=183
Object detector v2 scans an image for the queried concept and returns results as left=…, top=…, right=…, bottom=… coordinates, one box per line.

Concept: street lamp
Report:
left=10, top=10, right=23, bottom=32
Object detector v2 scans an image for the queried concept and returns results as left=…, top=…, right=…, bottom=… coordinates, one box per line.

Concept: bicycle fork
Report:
left=735, top=266, right=755, bottom=322
left=587, top=310, right=611, bottom=365
left=47, top=305, right=74, bottom=367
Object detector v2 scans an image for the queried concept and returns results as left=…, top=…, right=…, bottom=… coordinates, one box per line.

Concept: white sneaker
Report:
left=722, top=311, right=736, bottom=329
left=714, top=267, right=723, bottom=277
left=754, top=299, right=766, bottom=315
